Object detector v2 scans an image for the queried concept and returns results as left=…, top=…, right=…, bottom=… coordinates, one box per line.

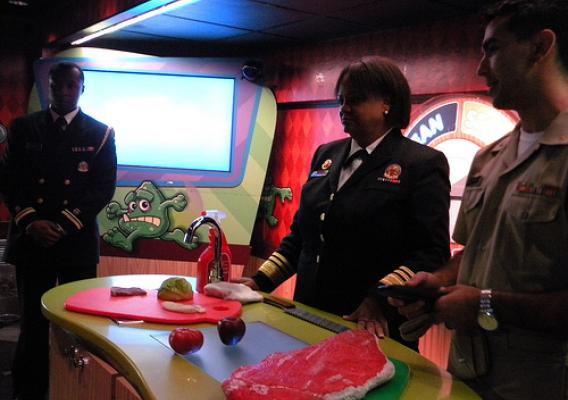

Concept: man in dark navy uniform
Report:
left=0, top=62, right=117, bottom=399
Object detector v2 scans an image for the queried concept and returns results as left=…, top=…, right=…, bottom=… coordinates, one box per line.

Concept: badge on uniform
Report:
left=77, top=161, right=89, bottom=172
left=310, top=159, right=333, bottom=178
left=377, top=163, right=402, bottom=184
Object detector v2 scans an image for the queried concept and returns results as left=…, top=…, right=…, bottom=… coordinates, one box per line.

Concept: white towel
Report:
left=204, top=282, right=264, bottom=304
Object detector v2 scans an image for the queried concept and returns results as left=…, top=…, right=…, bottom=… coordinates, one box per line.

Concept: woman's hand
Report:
left=343, top=295, right=388, bottom=338
left=231, top=276, right=260, bottom=291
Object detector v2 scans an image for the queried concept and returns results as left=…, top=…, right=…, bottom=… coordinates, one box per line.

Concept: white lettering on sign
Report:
left=410, top=113, right=444, bottom=144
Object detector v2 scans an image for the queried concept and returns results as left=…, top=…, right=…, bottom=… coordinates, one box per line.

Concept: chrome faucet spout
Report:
left=184, top=216, right=224, bottom=283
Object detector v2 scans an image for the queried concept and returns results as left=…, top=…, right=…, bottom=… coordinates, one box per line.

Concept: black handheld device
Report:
left=375, top=285, right=441, bottom=302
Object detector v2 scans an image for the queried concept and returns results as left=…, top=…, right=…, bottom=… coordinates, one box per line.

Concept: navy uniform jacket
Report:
left=1, top=110, right=117, bottom=265
left=254, top=130, right=450, bottom=318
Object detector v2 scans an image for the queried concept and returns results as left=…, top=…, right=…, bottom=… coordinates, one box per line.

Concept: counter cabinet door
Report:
left=115, top=376, right=143, bottom=400
left=49, top=325, right=118, bottom=400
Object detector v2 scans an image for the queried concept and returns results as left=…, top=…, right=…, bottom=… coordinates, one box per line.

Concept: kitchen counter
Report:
left=41, top=274, right=479, bottom=399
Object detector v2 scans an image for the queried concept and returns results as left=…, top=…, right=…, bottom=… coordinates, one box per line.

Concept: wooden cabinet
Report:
left=115, top=376, right=143, bottom=400
left=50, top=326, right=142, bottom=400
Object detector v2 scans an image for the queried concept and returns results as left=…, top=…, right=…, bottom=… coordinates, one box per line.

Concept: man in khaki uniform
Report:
left=393, top=1, right=568, bottom=399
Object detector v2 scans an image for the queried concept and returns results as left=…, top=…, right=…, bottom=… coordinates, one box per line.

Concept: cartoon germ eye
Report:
left=139, top=199, right=151, bottom=212
left=128, top=201, right=137, bottom=212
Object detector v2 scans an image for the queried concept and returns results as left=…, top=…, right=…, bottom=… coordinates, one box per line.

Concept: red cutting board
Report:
left=64, top=288, right=242, bottom=324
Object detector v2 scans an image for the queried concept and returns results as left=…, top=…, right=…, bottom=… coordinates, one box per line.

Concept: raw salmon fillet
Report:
left=222, top=330, right=395, bottom=399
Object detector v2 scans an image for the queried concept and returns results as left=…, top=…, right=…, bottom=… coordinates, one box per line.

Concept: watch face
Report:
left=478, top=312, right=499, bottom=331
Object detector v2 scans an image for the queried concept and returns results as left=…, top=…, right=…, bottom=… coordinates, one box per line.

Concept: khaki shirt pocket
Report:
left=462, top=186, right=484, bottom=212
left=508, top=194, right=560, bottom=223
left=453, top=185, right=484, bottom=244
left=505, top=195, right=567, bottom=290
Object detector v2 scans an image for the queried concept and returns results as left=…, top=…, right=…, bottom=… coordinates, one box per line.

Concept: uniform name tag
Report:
left=516, top=181, right=559, bottom=198
left=71, top=146, right=95, bottom=152
left=310, top=170, right=329, bottom=177
left=377, top=177, right=400, bottom=184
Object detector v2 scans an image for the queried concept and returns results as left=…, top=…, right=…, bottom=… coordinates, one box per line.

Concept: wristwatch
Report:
left=477, top=289, right=499, bottom=331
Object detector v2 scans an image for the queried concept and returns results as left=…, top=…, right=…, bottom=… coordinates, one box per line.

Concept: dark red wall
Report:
left=263, top=15, right=486, bottom=103
left=0, top=53, right=35, bottom=221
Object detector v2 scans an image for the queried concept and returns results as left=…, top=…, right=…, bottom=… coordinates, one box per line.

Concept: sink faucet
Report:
left=184, top=215, right=224, bottom=283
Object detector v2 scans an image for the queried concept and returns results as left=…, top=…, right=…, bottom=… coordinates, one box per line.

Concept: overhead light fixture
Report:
left=71, top=0, right=199, bottom=46
left=8, top=0, right=29, bottom=5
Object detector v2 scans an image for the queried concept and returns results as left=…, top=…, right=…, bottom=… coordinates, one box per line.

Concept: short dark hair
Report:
left=48, top=62, right=84, bottom=83
left=335, top=56, right=411, bottom=129
left=484, top=0, right=568, bottom=71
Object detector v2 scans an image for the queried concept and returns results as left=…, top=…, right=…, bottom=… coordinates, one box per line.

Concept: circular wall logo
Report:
left=406, top=95, right=518, bottom=233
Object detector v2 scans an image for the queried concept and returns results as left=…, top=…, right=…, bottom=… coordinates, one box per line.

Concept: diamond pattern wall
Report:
left=0, top=53, right=32, bottom=221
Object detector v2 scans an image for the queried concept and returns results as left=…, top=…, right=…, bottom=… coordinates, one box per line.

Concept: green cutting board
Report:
left=366, top=359, right=409, bottom=399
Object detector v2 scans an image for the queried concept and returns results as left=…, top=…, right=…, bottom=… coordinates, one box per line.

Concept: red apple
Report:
left=217, top=317, right=246, bottom=345
left=169, top=328, right=204, bottom=354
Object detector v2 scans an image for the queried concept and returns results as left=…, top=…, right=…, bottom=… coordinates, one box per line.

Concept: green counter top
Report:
left=41, top=274, right=479, bottom=399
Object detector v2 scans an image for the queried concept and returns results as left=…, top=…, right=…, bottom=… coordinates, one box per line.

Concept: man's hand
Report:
left=343, top=295, right=388, bottom=338
left=231, top=276, right=260, bottom=291
left=433, top=285, right=481, bottom=330
left=26, top=220, right=64, bottom=247
left=389, top=271, right=443, bottom=319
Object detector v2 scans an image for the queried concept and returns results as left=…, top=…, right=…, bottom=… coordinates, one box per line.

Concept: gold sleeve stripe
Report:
left=258, top=252, right=293, bottom=287
left=392, top=269, right=411, bottom=282
left=14, top=207, right=36, bottom=224
left=62, top=209, right=83, bottom=230
left=398, top=266, right=415, bottom=279
left=269, top=252, right=294, bottom=275
left=379, top=276, right=399, bottom=285
left=379, top=265, right=416, bottom=286
left=390, top=269, right=408, bottom=284
left=258, top=259, right=287, bottom=287
left=270, top=252, right=290, bottom=269
left=379, top=273, right=405, bottom=285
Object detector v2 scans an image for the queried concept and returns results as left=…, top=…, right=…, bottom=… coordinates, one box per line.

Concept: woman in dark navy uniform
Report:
left=238, top=56, right=450, bottom=348
left=0, top=62, right=117, bottom=400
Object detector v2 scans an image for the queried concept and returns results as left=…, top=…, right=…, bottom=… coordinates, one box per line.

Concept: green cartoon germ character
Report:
left=103, top=181, right=196, bottom=252
left=259, top=176, right=293, bottom=227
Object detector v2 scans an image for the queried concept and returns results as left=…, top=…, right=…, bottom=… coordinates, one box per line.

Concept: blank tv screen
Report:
left=80, top=70, right=235, bottom=172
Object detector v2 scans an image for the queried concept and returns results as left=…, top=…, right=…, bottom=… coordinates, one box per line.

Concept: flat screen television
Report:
left=80, top=69, right=235, bottom=173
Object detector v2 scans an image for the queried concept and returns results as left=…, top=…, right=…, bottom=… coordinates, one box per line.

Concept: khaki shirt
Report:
left=454, top=112, right=568, bottom=292
left=450, top=111, right=568, bottom=400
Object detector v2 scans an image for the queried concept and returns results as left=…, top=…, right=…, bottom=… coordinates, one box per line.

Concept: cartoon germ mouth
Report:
left=123, top=214, right=161, bottom=226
